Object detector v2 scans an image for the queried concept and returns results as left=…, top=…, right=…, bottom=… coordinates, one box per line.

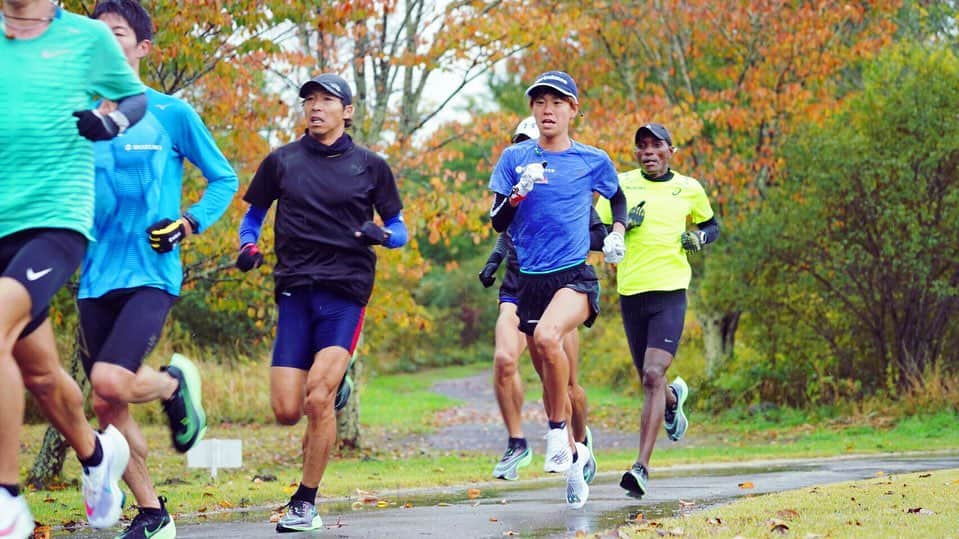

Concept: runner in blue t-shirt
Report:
left=76, top=2, right=238, bottom=537
left=488, top=71, right=628, bottom=509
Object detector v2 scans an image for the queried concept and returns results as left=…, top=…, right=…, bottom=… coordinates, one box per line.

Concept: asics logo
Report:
left=550, top=451, right=569, bottom=463
left=26, top=267, right=53, bottom=281
left=155, top=104, right=170, bottom=110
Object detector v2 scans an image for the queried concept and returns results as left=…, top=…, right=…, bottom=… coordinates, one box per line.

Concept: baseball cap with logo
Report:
left=524, top=71, right=578, bottom=103
left=299, top=73, right=353, bottom=105
left=634, top=123, right=673, bottom=146
left=511, top=116, right=540, bottom=143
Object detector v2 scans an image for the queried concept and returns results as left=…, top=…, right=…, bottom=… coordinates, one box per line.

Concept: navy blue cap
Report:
left=525, top=71, right=578, bottom=103
left=299, top=73, right=353, bottom=105
left=635, top=123, right=673, bottom=146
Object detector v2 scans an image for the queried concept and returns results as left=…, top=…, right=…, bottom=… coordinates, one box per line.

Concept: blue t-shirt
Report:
left=79, top=88, right=238, bottom=299
left=489, top=139, right=619, bottom=273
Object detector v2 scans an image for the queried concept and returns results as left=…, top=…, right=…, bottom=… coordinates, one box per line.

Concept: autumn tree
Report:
left=503, top=1, right=900, bottom=374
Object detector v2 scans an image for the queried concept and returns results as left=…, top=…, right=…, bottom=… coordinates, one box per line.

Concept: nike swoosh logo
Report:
left=41, top=50, right=70, bottom=59
left=26, top=267, right=53, bottom=281
left=144, top=521, right=166, bottom=537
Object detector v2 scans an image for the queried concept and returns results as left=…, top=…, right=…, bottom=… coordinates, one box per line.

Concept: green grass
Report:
left=615, top=468, right=959, bottom=539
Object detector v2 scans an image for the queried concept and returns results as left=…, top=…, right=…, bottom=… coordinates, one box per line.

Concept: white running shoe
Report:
left=565, top=442, right=590, bottom=509
left=0, top=489, right=34, bottom=539
left=82, top=425, right=130, bottom=528
left=543, top=427, right=572, bottom=473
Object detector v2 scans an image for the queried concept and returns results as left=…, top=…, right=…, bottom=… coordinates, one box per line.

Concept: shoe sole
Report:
left=170, top=353, right=207, bottom=452
left=493, top=448, right=532, bottom=480
left=583, top=426, right=597, bottom=484
left=276, top=516, right=323, bottom=533
left=668, top=377, right=689, bottom=442
left=87, top=426, right=130, bottom=528
left=619, top=472, right=647, bottom=498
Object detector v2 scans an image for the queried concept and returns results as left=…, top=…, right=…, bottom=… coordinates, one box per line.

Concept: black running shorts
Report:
left=516, top=263, right=600, bottom=336
left=619, top=289, right=687, bottom=368
left=78, top=286, right=176, bottom=376
left=0, top=228, right=87, bottom=338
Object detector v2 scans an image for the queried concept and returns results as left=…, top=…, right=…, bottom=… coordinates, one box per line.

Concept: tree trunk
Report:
left=27, top=326, right=89, bottom=488
left=335, top=352, right=361, bottom=451
left=700, top=310, right=741, bottom=376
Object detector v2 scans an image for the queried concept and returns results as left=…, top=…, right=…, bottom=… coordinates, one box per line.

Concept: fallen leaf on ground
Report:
left=738, top=481, right=754, bottom=489
left=403, top=502, right=413, bottom=508
left=875, top=471, right=885, bottom=476
left=467, top=488, right=482, bottom=499
left=503, top=531, right=517, bottom=536
left=350, top=501, right=363, bottom=510
left=706, top=517, right=722, bottom=526
left=906, top=507, right=935, bottom=515
left=678, top=499, right=695, bottom=508
left=768, top=518, right=789, bottom=535
left=489, top=517, right=498, bottom=522
left=376, top=500, right=390, bottom=508
left=776, top=508, right=799, bottom=519
left=918, top=473, right=931, bottom=478
left=437, top=502, right=451, bottom=507
left=32, top=525, right=51, bottom=539
left=218, top=500, right=234, bottom=509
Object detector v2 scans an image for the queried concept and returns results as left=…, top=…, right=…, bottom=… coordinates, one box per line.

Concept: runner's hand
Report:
left=356, top=221, right=391, bottom=245
left=512, top=161, right=546, bottom=200
left=235, top=243, right=263, bottom=272
left=478, top=262, right=498, bottom=288
left=72, top=109, right=119, bottom=141
left=681, top=230, right=707, bottom=252
left=602, top=231, right=625, bottom=263
left=146, top=218, right=186, bottom=253
left=626, top=201, right=646, bottom=231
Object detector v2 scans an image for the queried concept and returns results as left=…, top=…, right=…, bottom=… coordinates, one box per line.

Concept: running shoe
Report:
left=543, top=427, right=572, bottom=473
left=619, top=462, right=649, bottom=498
left=565, top=442, right=590, bottom=509
left=0, top=489, right=34, bottom=539
left=115, top=496, right=175, bottom=539
left=492, top=444, right=532, bottom=480
left=162, top=353, right=207, bottom=453
left=334, top=352, right=357, bottom=411
left=663, top=376, right=689, bottom=442
left=276, top=499, right=323, bottom=533
left=582, top=426, right=597, bottom=484
left=83, top=425, right=130, bottom=528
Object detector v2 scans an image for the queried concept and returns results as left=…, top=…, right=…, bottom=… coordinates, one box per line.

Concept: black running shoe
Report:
left=161, top=353, right=207, bottom=453
left=116, top=497, right=175, bottom=539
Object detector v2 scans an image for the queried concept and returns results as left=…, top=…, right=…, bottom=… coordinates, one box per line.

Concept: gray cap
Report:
left=299, top=73, right=353, bottom=105
left=634, top=123, right=672, bottom=146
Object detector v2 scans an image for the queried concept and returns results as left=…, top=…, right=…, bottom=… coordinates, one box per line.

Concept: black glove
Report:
left=626, top=201, right=646, bottom=231
left=356, top=221, right=391, bottom=245
left=72, top=110, right=118, bottom=141
left=235, top=243, right=264, bottom=272
left=681, top=230, right=707, bottom=252
left=478, top=262, right=498, bottom=288
left=146, top=218, right=186, bottom=253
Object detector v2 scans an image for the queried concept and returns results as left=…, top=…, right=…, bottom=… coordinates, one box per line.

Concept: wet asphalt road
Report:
left=60, top=453, right=959, bottom=538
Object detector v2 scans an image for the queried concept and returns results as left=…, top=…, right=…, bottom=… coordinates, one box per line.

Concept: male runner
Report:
left=77, top=1, right=239, bottom=536
left=236, top=72, right=408, bottom=533
left=596, top=122, right=719, bottom=497
left=0, top=0, right=146, bottom=535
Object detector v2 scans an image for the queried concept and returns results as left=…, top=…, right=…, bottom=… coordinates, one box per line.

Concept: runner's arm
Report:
left=490, top=192, right=516, bottom=232
left=239, top=204, right=268, bottom=247
left=695, top=216, right=720, bottom=245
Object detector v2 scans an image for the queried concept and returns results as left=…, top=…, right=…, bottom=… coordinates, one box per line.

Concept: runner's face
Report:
left=530, top=91, right=577, bottom=140
left=635, top=134, right=673, bottom=177
left=97, top=12, right=150, bottom=70
left=302, top=89, right=353, bottom=143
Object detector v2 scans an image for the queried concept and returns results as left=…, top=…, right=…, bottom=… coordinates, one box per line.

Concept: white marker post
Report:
left=186, top=439, right=243, bottom=479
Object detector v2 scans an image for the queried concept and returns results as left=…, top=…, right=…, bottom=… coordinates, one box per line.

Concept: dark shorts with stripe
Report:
left=498, top=265, right=521, bottom=305
left=272, top=285, right=365, bottom=370
left=516, top=263, right=600, bottom=336
left=78, top=286, right=177, bottom=376
left=0, top=228, right=87, bottom=339
left=620, top=289, right=687, bottom=369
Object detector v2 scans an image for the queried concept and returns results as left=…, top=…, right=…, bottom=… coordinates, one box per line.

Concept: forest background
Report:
left=30, top=0, right=959, bottom=457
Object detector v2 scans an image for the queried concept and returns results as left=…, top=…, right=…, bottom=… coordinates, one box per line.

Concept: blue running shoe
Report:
left=664, top=376, right=689, bottom=442
left=492, top=444, right=532, bottom=480
left=276, top=499, right=322, bottom=533
left=582, top=426, right=597, bottom=484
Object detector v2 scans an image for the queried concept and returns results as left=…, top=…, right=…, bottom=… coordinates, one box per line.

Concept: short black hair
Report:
left=92, top=0, right=153, bottom=43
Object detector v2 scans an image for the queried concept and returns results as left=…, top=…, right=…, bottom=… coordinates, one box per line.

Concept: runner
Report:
left=75, top=1, right=240, bottom=536
left=488, top=72, right=628, bottom=508
left=0, top=0, right=147, bottom=535
left=481, top=118, right=605, bottom=483
left=595, top=122, right=719, bottom=498
left=236, top=72, right=407, bottom=533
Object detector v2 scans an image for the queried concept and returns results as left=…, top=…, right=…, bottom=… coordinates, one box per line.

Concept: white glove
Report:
left=513, top=161, right=546, bottom=199
left=602, top=231, right=625, bottom=263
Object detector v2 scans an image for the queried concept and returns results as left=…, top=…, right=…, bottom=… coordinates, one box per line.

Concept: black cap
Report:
left=298, top=73, right=353, bottom=105
left=634, top=123, right=672, bottom=146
